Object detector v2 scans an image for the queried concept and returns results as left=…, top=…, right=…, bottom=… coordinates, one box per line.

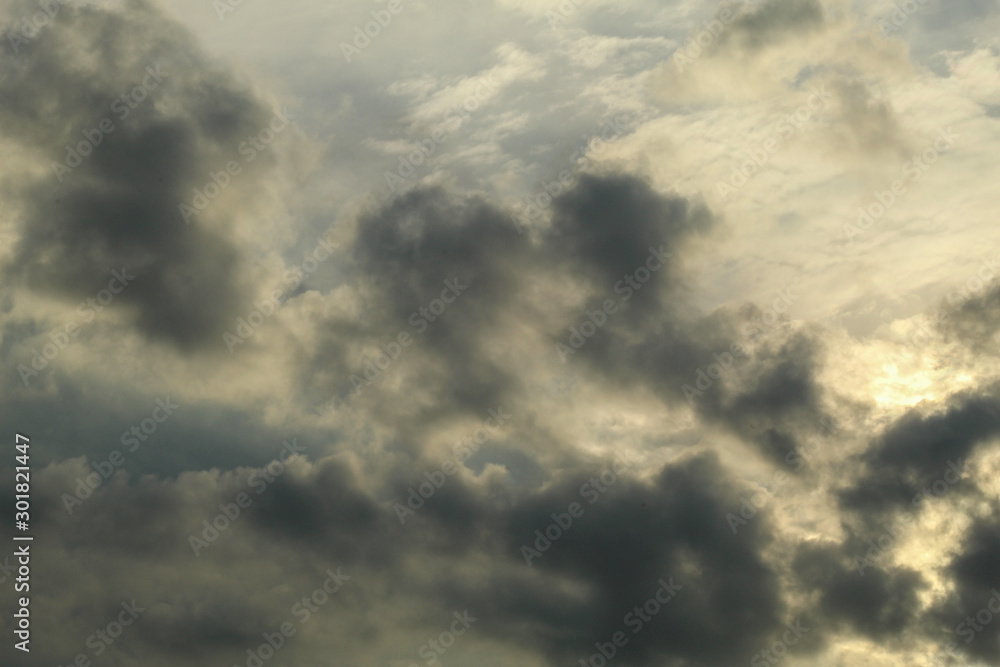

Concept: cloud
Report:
left=2, top=0, right=1000, bottom=665
left=940, top=279, right=1000, bottom=351
left=0, top=0, right=293, bottom=349
left=793, top=539, right=926, bottom=641
left=839, top=383, right=1000, bottom=521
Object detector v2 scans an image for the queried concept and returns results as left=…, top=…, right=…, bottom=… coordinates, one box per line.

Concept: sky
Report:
left=1, top=0, right=1000, bottom=665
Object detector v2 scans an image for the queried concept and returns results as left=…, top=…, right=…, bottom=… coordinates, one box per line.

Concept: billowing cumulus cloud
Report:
left=0, top=0, right=300, bottom=351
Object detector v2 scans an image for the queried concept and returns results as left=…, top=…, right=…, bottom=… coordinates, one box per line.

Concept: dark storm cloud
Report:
left=927, top=515, right=1000, bottom=662
left=20, top=460, right=203, bottom=561
left=827, top=379, right=999, bottom=656
left=338, top=174, right=832, bottom=465
left=687, top=328, right=830, bottom=463
left=557, top=274, right=830, bottom=465
left=133, top=600, right=265, bottom=661
left=950, top=517, right=1000, bottom=595
left=247, top=457, right=393, bottom=566
left=939, top=279, right=1000, bottom=351
left=535, top=176, right=832, bottom=463
left=0, top=160, right=846, bottom=665
left=242, top=448, right=797, bottom=667
left=446, top=452, right=790, bottom=667
left=0, top=452, right=362, bottom=665
left=839, top=383, right=1000, bottom=520
left=2, top=444, right=794, bottom=666
left=792, top=539, right=925, bottom=640
left=349, top=172, right=705, bottom=363
left=354, top=187, right=530, bottom=314
left=338, top=186, right=532, bottom=414
left=0, top=0, right=285, bottom=349
left=585, top=314, right=831, bottom=468
left=0, top=0, right=996, bottom=665
left=546, top=173, right=711, bottom=313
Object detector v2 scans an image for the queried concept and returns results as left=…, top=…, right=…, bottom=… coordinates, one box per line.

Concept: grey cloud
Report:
left=466, top=452, right=788, bottom=666
left=839, top=383, right=1000, bottom=521
left=331, top=174, right=833, bottom=466
left=939, top=279, right=1000, bottom=351
left=792, top=539, right=926, bottom=641
left=547, top=173, right=710, bottom=294
left=923, top=515, right=1000, bottom=662
left=715, top=0, right=826, bottom=52
left=0, top=0, right=287, bottom=349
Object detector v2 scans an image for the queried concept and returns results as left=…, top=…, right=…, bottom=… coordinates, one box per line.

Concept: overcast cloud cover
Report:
left=1, top=0, right=1000, bottom=665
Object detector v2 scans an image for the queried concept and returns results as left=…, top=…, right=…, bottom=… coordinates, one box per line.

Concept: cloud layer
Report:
left=2, top=1, right=1000, bottom=666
